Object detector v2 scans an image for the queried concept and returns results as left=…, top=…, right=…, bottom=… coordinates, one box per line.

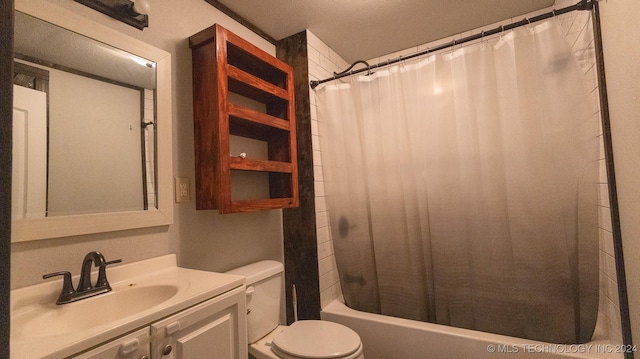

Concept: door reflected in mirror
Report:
left=13, top=11, right=157, bottom=218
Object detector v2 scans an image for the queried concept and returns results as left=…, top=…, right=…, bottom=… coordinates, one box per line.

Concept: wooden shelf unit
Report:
left=189, top=24, right=298, bottom=213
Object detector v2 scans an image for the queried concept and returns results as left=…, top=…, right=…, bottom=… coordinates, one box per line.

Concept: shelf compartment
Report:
left=223, top=28, right=292, bottom=77
left=228, top=77, right=289, bottom=120
left=227, top=42, right=288, bottom=90
left=228, top=65, right=289, bottom=100
left=228, top=170, right=295, bottom=213
left=229, top=117, right=292, bottom=163
left=230, top=170, right=292, bottom=199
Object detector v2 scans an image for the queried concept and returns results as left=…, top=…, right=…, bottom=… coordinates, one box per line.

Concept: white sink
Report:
left=15, top=284, right=179, bottom=337
left=10, top=254, right=245, bottom=359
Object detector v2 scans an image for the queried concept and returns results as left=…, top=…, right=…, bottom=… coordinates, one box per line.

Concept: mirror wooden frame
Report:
left=12, top=0, right=173, bottom=242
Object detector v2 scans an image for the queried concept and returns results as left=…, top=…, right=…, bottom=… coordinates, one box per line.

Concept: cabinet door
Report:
left=150, top=286, right=247, bottom=359
left=71, top=328, right=150, bottom=359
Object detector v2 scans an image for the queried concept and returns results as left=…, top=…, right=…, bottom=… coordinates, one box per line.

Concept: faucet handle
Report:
left=96, top=259, right=122, bottom=289
left=43, top=271, right=76, bottom=305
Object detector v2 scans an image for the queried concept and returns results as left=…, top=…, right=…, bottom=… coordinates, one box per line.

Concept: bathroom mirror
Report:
left=11, top=0, right=173, bottom=242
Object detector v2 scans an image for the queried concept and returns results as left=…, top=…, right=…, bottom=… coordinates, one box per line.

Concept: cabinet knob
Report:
left=118, top=338, right=140, bottom=356
left=139, top=356, right=149, bottom=359
left=162, top=344, right=173, bottom=355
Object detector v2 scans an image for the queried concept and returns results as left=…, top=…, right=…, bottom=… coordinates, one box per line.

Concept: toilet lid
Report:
left=272, top=320, right=361, bottom=359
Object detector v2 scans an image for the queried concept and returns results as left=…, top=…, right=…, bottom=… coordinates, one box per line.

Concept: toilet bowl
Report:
left=226, top=261, right=364, bottom=359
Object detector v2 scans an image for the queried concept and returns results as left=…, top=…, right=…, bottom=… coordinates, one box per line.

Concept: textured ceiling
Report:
left=216, top=0, right=556, bottom=64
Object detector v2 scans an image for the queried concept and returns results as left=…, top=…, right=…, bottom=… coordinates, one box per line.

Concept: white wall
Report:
left=11, top=0, right=284, bottom=289
left=597, top=0, right=640, bottom=348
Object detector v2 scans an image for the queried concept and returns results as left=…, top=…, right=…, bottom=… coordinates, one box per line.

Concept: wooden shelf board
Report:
left=229, top=157, right=292, bottom=173
left=229, top=104, right=290, bottom=131
left=228, top=198, right=297, bottom=213
left=228, top=65, right=289, bottom=100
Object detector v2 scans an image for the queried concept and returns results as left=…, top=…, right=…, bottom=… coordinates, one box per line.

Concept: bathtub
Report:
left=321, top=299, right=625, bottom=359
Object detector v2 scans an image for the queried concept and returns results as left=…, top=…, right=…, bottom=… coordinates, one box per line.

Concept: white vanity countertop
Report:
left=10, top=254, right=245, bottom=359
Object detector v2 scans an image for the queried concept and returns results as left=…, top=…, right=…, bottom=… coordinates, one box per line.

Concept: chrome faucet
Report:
left=43, top=251, right=122, bottom=305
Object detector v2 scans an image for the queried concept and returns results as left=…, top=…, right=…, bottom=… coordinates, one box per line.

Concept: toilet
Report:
left=227, top=260, right=364, bottom=359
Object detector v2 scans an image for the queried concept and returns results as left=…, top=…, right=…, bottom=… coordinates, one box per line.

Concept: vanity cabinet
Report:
left=71, top=328, right=150, bottom=359
left=189, top=24, right=298, bottom=213
left=68, top=286, right=246, bottom=359
left=150, top=286, right=246, bottom=359
left=11, top=255, right=246, bottom=359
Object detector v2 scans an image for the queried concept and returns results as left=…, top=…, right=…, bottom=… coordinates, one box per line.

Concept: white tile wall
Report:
left=307, top=30, right=347, bottom=308
left=554, top=0, right=623, bottom=343
left=143, top=88, right=156, bottom=208
left=309, top=5, right=623, bottom=341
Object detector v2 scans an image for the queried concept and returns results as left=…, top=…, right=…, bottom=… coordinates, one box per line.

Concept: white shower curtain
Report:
left=317, top=20, right=600, bottom=344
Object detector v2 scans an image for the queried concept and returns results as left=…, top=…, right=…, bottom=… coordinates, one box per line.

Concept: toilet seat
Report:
left=271, top=320, right=362, bottom=359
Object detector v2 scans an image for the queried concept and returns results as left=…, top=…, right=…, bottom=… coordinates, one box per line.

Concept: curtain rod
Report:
left=310, top=0, right=594, bottom=90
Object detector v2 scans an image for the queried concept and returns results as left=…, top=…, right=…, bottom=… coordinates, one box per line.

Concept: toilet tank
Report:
left=226, top=260, right=283, bottom=343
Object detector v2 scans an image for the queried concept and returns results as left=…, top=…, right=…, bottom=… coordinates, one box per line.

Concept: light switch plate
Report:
left=174, top=177, right=190, bottom=203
